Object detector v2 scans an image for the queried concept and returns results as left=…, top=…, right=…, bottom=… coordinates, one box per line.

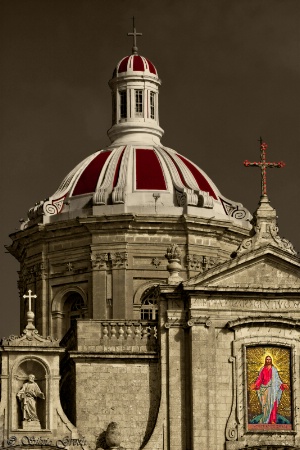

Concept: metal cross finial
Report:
left=244, top=139, right=285, bottom=198
left=23, top=289, right=37, bottom=312
left=127, top=16, right=142, bottom=55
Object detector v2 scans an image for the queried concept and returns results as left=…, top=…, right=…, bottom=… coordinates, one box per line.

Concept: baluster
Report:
left=133, top=322, right=141, bottom=340
left=118, top=322, right=125, bottom=340
left=102, top=322, right=109, bottom=340
left=141, top=323, right=149, bottom=340
left=110, top=322, right=117, bottom=339
left=125, top=322, right=133, bottom=340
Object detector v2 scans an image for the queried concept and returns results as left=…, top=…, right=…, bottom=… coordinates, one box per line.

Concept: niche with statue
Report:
left=13, top=358, right=48, bottom=430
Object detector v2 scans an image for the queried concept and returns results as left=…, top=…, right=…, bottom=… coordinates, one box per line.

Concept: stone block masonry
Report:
left=75, top=361, right=160, bottom=449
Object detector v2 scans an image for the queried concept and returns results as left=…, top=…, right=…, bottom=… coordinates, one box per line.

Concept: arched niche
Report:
left=12, top=358, right=49, bottom=431
left=52, top=287, right=87, bottom=339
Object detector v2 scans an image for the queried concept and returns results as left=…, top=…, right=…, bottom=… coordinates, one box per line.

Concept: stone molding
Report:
left=227, top=316, right=300, bottom=330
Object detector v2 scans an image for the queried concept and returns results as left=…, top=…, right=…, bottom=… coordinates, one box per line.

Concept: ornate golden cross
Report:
left=244, top=138, right=285, bottom=197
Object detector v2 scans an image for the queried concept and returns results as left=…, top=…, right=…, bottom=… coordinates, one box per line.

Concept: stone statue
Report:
left=17, top=374, right=45, bottom=423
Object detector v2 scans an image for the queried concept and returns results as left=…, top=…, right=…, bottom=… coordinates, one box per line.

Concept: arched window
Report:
left=63, top=292, right=87, bottom=332
left=140, top=287, right=158, bottom=321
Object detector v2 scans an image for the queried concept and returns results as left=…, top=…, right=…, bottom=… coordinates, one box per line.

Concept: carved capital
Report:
left=187, top=316, right=212, bottom=328
left=110, top=252, right=128, bottom=268
left=90, top=253, right=109, bottom=270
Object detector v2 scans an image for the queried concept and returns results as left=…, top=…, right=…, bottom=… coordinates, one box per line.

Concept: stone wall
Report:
left=75, top=360, right=160, bottom=449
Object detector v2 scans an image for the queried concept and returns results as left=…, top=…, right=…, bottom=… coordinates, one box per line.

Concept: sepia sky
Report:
left=0, top=0, right=299, bottom=336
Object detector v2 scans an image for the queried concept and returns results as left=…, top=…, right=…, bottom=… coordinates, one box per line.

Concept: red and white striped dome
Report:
left=113, top=55, right=158, bottom=78
left=26, top=145, right=251, bottom=226
left=23, top=51, right=251, bottom=229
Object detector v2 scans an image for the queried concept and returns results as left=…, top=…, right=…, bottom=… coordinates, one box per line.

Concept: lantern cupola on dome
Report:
left=107, top=20, right=163, bottom=144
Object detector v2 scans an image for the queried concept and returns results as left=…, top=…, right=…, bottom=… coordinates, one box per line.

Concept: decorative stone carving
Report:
left=165, top=244, right=183, bottom=285
left=110, top=252, right=128, bottom=268
left=17, top=374, right=45, bottom=430
left=93, top=147, right=123, bottom=205
left=234, top=196, right=297, bottom=257
left=112, top=146, right=130, bottom=204
left=219, top=196, right=251, bottom=220
left=151, top=257, right=161, bottom=268
left=198, top=190, right=214, bottom=208
left=66, top=262, right=73, bottom=272
left=1, top=291, right=59, bottom=347
left=91, top=252, right=128, bottom=269
left=90, top=253, right=109, bottom=270
left=186, top=254, right=218, bottom=272
left=187, top=316, right=212, bottom=328
left=43, top=195, right=66, bottom=216
left=175, top=189, right=198, bottom=206
left=225, top=356, right=238, bottom=441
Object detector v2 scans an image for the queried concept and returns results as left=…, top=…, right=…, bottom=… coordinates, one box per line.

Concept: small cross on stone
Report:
left=127, top=16, right=142, bottom=55
left=23, top=289, right=37, bottom=312
left=67, top=262, right=73, bottom=271
left=244, top=138, right=285, bottom=198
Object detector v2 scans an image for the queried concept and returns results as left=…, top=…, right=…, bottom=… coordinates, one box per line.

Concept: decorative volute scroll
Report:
left=234, top=196, right=297, bottom=257
left=225, top=356, right=238, bottom=442
left=112, top=145, right=130, bottom=204
left=165, top=244, right=183, bottom=285
left=93, top=146, right=125, bottom=205
left=1, top=290, right=59, bottom=347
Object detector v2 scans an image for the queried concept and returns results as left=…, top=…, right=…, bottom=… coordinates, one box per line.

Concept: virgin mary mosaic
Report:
left=247, top=346, right=292, bottom=430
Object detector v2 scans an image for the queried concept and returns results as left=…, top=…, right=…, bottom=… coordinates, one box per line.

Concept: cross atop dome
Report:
left=244, top=138, right=285, bottom=200
left=233, top=138, right=296, bottom=257
left=127, top=17, right=142, bottom=55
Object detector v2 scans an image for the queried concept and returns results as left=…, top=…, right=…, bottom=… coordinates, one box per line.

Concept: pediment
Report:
left=184, top=245, right=300, bottom=291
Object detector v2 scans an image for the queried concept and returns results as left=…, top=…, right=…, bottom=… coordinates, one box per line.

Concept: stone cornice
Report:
left=227, top=315, right=300, bottom=330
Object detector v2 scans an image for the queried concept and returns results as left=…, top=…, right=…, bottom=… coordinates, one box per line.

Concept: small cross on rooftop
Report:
left=23, top=289, right=37, bottom=313
left=127, top=17, right=142, bottom=55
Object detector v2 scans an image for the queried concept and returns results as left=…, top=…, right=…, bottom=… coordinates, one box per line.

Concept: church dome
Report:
left=26, top=143, right=251, bottom=227
left=23, top=30, right=251, bottom=229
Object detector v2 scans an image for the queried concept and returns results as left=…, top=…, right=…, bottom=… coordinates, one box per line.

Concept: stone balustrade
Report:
left=61, top=320, right=158, bottom=354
